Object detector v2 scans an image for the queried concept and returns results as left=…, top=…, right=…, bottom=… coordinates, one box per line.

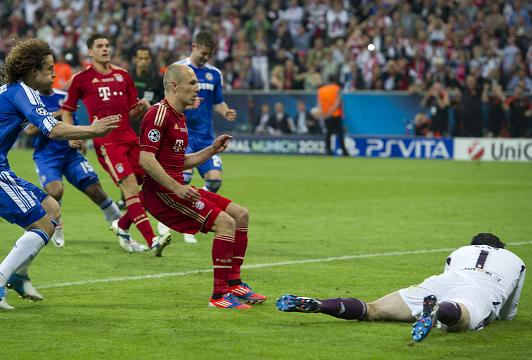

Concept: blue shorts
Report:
left=34, top=150, right=99, bottom=191
left=0, top=169, right=48, bottom=228
left=186, top=136, right=223, bottom=177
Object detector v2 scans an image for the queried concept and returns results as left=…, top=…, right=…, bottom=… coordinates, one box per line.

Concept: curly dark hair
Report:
left=0, top=39, right=53, bottom=84
left=470, top=233, right=506, bottom=249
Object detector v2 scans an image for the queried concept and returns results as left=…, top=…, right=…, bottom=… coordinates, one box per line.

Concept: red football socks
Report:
left=212, top=234, right=235, bottom=296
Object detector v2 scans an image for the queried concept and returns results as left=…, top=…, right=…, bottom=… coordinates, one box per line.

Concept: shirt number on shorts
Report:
left=212, top=154, right=222, bottom=167
left=80, top=161, right=95, bottom=174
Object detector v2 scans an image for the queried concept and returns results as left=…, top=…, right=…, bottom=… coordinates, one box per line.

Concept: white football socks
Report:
left=0, top=230, right=48, bottom=286
left=99, top=197, right=121, bottom=224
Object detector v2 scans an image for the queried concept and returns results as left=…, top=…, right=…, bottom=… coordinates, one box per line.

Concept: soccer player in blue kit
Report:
left=25, top=84, right=121, bottom=247
left=0, top=39, right=119, bottom=310
left=173, top=31, right=237, bottom=244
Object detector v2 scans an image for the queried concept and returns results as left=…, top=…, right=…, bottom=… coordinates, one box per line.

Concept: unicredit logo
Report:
left=467, top=141, right=484, bottom=160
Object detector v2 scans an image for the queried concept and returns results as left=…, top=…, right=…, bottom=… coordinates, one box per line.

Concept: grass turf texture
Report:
left=2, top=149, right=531, bottom=359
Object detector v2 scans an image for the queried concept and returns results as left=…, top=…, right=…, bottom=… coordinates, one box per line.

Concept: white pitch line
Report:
left=37, top=241, right=532, bottom=290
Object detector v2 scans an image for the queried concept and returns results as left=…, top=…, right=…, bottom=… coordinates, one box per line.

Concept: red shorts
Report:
left=143, top=188, right=232, bottom=234
left=95, top=140, right=143, bottom=185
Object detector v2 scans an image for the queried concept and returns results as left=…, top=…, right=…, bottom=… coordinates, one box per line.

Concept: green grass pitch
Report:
left=2, top=149, right=531, bottom=359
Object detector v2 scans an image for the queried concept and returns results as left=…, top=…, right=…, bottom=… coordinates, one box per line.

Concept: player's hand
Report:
left=91, top=115, right=121, bottom=136
left=225, top=109, right=237, bottom=121
left=137, top=99, right=150, bottom=113
left=68, top=140, right=87, bottom=155
left=185, top=96, right=202, bottom=110
left=212, top=134, right=232, bottom=154
left=175, top=185, right=200, bottom=202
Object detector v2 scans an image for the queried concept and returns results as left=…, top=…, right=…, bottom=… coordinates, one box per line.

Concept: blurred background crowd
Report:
left=0, top=0, right=531, bottom=137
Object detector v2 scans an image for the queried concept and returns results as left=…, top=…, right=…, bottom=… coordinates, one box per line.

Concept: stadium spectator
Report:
left=317, top=74, right=348, bottom=156
left=255, top=103, right=273, bottom=134
left=271, top=101, right=296, bottom=134
left=457, top=75, right=484, bottom=137
left=139, top=63, right=266, bottom=309
left=277, top=233, right=526, bottom=343
left=413, top=113, right=431, bottom=136
left=294, top=100, right=322, bottom=135
left=421, top=81, right=450, bottom=137
left=61, top=33, right=169, bottom=255
left=504, top=85, right=532, bottom=138
left=174, top=31, right=237, bottom=244
left=482, top=75, right=507, bottom=137
left=0, top=39, right=119, bottom=310
left=1, top=0, right=531, bottom=139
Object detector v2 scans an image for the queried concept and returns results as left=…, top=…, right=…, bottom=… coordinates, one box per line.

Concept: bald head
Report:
left=163, top=63, right=195, bottom=91
left=163, top=63, right=199, bottom=111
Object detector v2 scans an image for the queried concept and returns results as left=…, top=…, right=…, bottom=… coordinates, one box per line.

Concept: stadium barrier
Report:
left=214, top=91, right=421, bottom=135
left=226, top=134, right=532, bottom=162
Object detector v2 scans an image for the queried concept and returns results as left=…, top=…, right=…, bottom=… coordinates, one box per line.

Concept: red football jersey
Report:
left=140, top=99, right=188, bottom=192
left=62, top=64, right=140, bottom=144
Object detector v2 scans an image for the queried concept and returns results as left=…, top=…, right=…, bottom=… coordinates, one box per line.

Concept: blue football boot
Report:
left=276, top=294, right=321, bottom=313
left=412, top=295, right=438, bottom=342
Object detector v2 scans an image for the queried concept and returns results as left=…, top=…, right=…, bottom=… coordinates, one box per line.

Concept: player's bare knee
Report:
left=45, top=184, right=64, bottom=202
left=214, top=211, right=235, bottom=234
left=120, top=177, right=140, bottom=198
left=42, top=196, right=61, bottom=221
left=234, top=205, right=248, bottom=227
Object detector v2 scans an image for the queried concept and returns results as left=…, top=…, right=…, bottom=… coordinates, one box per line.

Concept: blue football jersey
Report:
left=32, top=89, right=76, bottom=157
left=0, top=82, right=58, bottom=169
left=174, top=58, right=224, bottom=138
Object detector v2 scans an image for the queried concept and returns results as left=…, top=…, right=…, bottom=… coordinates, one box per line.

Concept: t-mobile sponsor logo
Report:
left=98, top=86, right=111, bottom=101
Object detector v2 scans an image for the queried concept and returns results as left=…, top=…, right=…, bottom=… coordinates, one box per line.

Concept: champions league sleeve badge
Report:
left=148, top=129, right=161, bottom=142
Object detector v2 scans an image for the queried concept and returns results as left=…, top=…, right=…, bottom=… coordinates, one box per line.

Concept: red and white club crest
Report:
left=115, top=163, right=124, bottom=173
left=467, top=141, right=484, bottom=160
left=194, top=201, right=205, bottom=210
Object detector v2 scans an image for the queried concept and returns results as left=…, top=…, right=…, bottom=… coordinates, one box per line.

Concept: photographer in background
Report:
left=421, top=81, right=450, bottom=137
left=482, top=71, right=507, bottom=137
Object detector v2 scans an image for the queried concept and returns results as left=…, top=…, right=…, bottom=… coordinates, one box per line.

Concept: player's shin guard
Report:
left=0, top=230, right=48, bottom=286
left=212, top=235, right=234, bottom=298
left=319, top=298, right=368, bottom=320
left=203, top=179, right=221, bottom=193
left=228, top=227, right=248, bottom=286
left=99, top=196, right=121, bottom=223
left=124, top=194, right=155, bottom=247
left=437, top=301, right=462, bottom=327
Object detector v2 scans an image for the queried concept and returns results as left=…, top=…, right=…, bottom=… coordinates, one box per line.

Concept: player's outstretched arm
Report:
left=49, top=115, right=120, bottom=140
left=129, top=99, right=151, bottom=121
left=214, top=103, right=237, bottom=121
left=183, top=134, right=232, bottom=170
left=139, top=151, right=200, bottom=202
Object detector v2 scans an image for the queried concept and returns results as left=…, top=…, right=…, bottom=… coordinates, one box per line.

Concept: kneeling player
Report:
left=25, top=85, right=121, bottom=247
left=139, top=63, right=266, bottom=308
left=277, top=233, right=526, bottom=342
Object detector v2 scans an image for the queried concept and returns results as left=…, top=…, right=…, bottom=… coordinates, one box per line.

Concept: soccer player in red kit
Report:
left=61, top=33, right=170, bottom=254
left=139, top=64, right=266, bottom=308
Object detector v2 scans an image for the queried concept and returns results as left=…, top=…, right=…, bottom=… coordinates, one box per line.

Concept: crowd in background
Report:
left=0, top=0, right=531, bottom=137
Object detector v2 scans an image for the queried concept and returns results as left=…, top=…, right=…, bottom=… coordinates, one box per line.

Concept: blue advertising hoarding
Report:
left=226, top=134, right=454, bottom=160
